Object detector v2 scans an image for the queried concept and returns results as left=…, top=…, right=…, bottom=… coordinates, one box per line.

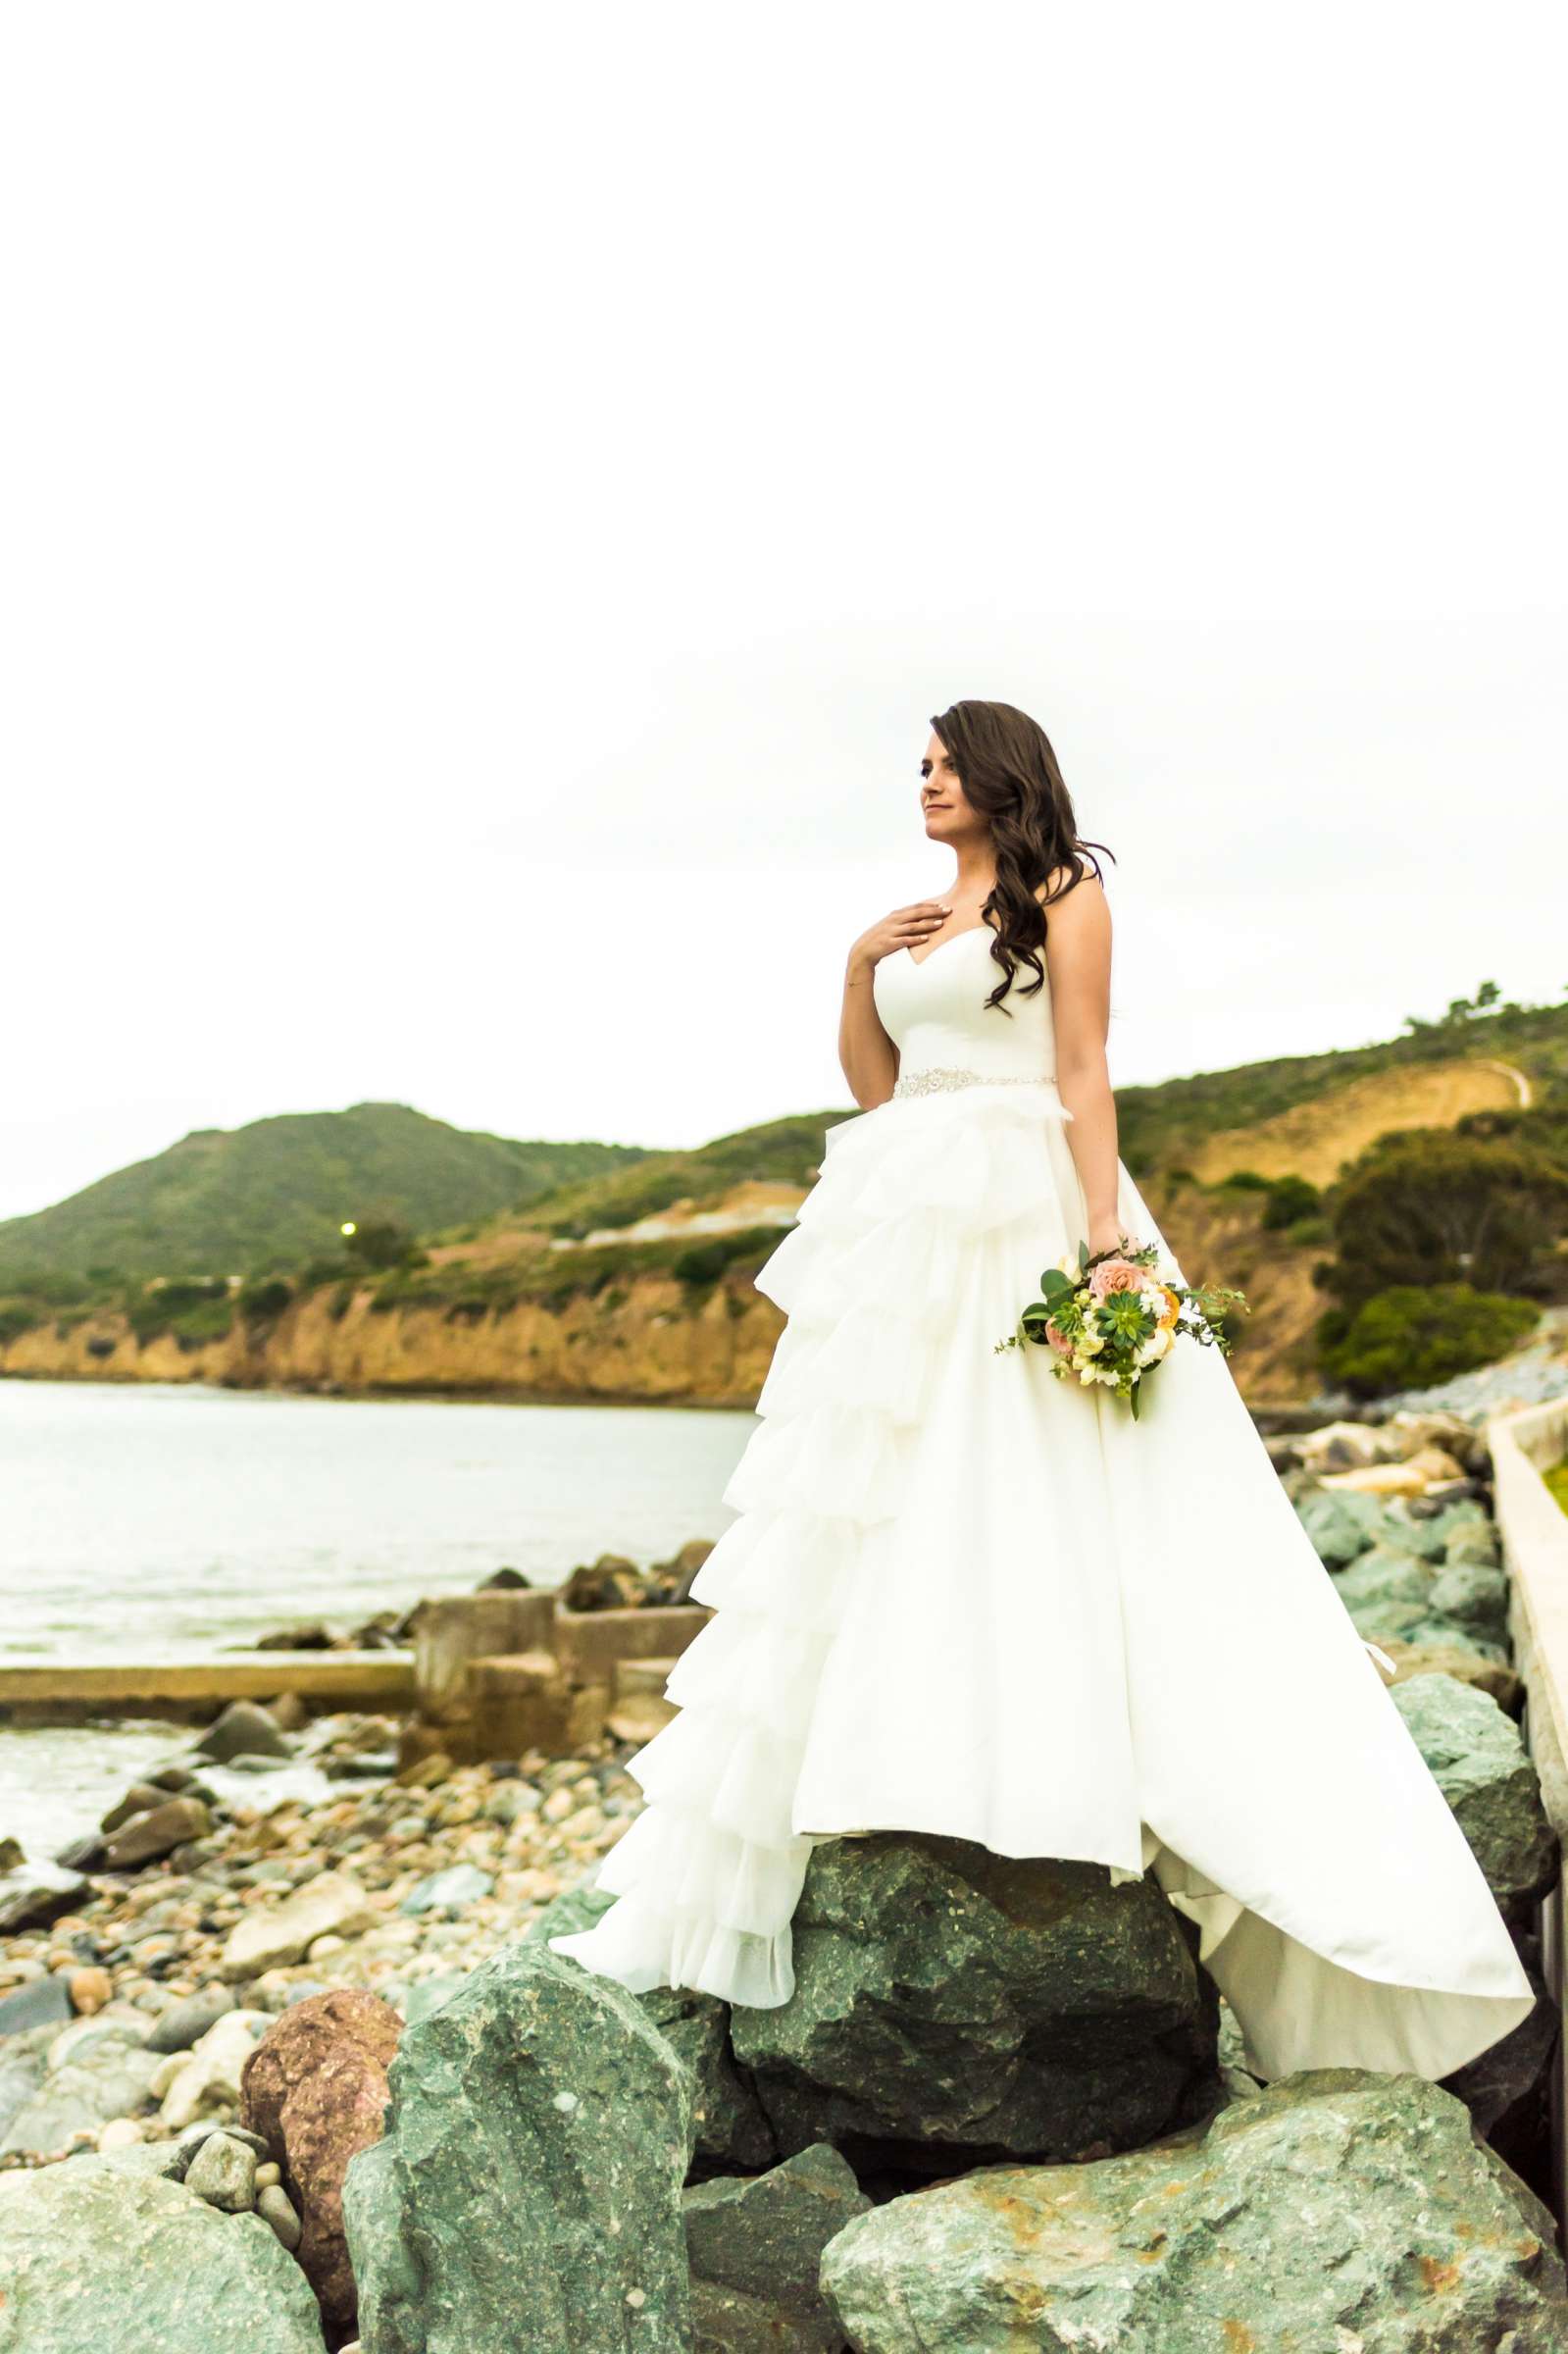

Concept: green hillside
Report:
left=510, top=1112, right=844, bottom=1241
left=0, top=1101, right=647, bottom=1285
left=1114, top=989, right=1568, bottom=1173
left=481, top=991, right=1568, bottom=1245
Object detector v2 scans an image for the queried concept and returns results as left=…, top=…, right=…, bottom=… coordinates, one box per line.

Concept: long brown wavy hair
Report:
left=930, top=698, right=1115, bottom=1014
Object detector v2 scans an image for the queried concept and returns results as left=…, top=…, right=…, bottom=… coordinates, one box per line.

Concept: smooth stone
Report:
left=102, top=1799, right=215, bottom=1871
left=194, top=1699, right=296, bottom=1764
left=0, top=1971, right=75, bottom=2038
left=0, top=1863, right=89, bottom=1935
left=0, top=2032, right=50, bottom=2142
left=48, top=2010, right=151, bottom=2071
left=54, top=1834, right=109, bottom=1872
left=184, top=2128, right=259, bottom=2211
left=220, top=1871, right=378, bottom=1982
left=398, top=1864, right=494, bottom=1917
left=145, top=1982, right=236, bottom=2054
left=159, top=2010, right=271, bottom=2130
left=101, top=1781, right=171, bottom=1834
left=175, top=2118, right=274, bottom=2164
left=259, top=2181, right=304, bottom=2250
left=1, top=2032, right=164, bottom=2160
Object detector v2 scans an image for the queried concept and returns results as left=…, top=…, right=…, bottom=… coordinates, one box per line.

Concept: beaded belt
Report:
left=892, top=1065, right=1057, bottom=1100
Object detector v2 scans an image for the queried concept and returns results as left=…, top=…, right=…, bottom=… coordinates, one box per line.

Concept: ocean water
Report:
left=0, top=1378, right=753, bottom=1858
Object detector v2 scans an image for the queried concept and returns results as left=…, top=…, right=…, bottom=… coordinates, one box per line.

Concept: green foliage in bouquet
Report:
left=995, top=1237, right=1247, bottom=1420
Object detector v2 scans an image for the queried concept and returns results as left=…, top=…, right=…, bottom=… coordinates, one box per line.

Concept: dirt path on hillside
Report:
left=1189, top=1057, right=1526, bottom=1188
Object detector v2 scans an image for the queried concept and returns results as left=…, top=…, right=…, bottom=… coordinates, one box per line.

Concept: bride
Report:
left=551, top=696, right=1536, bottom=2082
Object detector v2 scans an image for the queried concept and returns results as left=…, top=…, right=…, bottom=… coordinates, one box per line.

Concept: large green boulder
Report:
left=819, top=2070, right=1568, bottom=2350
left=730, top=1834, right=1219, bottom=2174
left=341, top=1941, right=692, bottom=2353
left=1391, top=1672, right=1560, bottom=1921
left=0, top=2155, right=328, bottom=2353
left=527, top=1884, right=778, bottom=2173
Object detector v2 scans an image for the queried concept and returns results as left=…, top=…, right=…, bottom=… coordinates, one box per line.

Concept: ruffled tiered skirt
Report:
left=548, top=1081, right=1538, bottom=2081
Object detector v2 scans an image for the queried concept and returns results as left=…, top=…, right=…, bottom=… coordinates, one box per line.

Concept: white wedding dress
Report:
left=550, top=924, right=1537, bottom=2080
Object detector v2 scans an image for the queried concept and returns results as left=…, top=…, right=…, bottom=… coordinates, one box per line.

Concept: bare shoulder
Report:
left=1033, top=861, right=1109, bottom=923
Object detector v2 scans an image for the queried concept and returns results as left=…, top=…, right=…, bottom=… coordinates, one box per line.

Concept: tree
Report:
left=1322, top=1132, right=1568, bottom=1310
left=342, top=1218, right=421, bottom=1271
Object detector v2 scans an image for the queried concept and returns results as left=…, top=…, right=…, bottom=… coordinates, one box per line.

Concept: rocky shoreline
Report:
left=2, top=1402, right=1566, bottom=2348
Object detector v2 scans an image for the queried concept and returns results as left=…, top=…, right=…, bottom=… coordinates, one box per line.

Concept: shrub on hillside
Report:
left=344, top=1219, right=425, bottom=1271
left=169, top=1297, right=237, bottom=1351
left=672, top=1238, right=748, bottom=1287
left=1317, top=1283, right=1541, bottom=1399
left=238, top=1276, right=293, bottom=1325
left=1261, top=1174, right=1321, bottom=1229
left=126, top=1278, right=229, bottom=1344
left=1322, top=1133, right=1568, bottom=1308
left=16, top=1270, right=95, bottom=1307
left=296, top=1254, right=358, bottom=1291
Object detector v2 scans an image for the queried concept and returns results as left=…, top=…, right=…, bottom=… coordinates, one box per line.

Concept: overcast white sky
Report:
left=2, top=5, right=1563, bottom=1223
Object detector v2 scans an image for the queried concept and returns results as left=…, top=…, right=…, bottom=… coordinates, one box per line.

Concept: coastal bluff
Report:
left=0, top=1263, right=784, bottom=1410
left=0, top=1164, right=1332, bottom=1408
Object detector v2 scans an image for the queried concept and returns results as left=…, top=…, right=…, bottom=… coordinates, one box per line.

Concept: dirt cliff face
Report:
left=1139, top=1176, right=1324, bottom=1406
left=0, top=1182, right=1321, bottom=1409
left=0, top=1270, right=784, bottom=1408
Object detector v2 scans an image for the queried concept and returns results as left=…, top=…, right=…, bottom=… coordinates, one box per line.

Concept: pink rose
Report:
left=1088, top=1257, right=1143, bottom=1300
left=1043, top=1318, right=1075, bottom=1357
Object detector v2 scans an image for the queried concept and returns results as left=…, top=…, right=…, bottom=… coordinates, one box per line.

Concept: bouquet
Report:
left=994, top=1236, right=1246, bottom=1419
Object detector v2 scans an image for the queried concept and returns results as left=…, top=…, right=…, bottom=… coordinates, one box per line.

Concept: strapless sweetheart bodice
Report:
left=872, top=925, right=1057, bottom=1089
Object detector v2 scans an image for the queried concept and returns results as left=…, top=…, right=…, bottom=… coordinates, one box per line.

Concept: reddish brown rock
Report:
left=241, top=1988, right=402, bottom=2340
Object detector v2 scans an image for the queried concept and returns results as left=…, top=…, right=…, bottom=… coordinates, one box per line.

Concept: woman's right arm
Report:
left=838, top=898, right=951, bottom=1110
